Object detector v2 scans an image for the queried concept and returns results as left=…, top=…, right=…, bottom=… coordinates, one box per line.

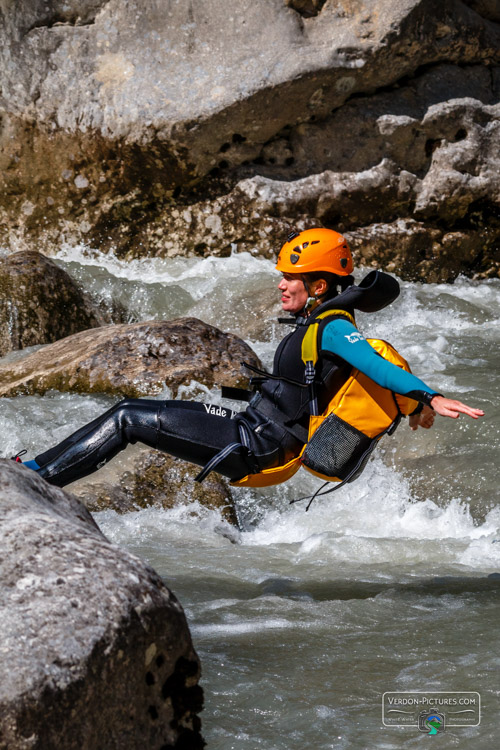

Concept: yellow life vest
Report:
left=231, top=310, right=418, bottom=489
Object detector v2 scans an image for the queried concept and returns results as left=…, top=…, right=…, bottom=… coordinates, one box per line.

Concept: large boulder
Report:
left=0, top=251, right=104, bottom=356
left=72, top=447, right=239, bottom=526
left=0, top=317, right=261, bottom=398
left=0, top=0, right=498, bottom=279
left=0, top=459, right=204, bottom=749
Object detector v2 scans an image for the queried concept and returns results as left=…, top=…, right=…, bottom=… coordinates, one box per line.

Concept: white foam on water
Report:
left=51, top=241, right=276, bottom=301
left=97, top=501, right=240, bottom=551
left=192, top=618, right=307, bottom=638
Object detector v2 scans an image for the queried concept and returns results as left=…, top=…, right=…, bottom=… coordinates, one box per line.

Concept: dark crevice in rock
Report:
left=28, top=18, right=96, bottom=32
left=25, top=1, right=109, bottom=34
left=162, top=656, right=206, bottom=750
left=285, top=0, right=328, bottom=18
left=461, top=0, right=500, bottom=25
left=342, top=59, right=496, bottom=107
left=441, top=198, right=500, bottom=233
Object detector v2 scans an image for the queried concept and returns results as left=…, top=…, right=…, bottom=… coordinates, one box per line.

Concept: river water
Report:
left=1, top=244, right=499, bottom=749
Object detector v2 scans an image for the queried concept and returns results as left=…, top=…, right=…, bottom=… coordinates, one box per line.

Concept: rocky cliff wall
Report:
left=0, top=0, right=498, bottom=279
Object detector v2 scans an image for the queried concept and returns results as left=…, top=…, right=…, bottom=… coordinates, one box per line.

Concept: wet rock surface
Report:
left=0, top=459, right=204, bottom=750
left=0, top=1, right=498, bottom=279
left=73, top=447, right=238, bottom=526
left=0, top=251, right=104, bottom=356
left=0, top=317, right=261, bottom=398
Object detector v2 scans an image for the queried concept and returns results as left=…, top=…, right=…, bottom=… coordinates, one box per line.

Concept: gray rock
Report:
left=0, top=251, right=104, bottom=357
left=0, top=459, right=204, bottom=749
left=125, top=63, right=499, bottom=280
left=0, top=0, right=498, bottom=272
left=0, top=317, right=261, bottom=398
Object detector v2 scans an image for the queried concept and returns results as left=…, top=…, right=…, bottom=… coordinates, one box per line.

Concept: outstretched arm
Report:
left=321, top=319, right=484, bottom=421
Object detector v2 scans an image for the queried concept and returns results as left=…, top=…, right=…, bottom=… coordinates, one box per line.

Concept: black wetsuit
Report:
left=35, top=398, right=301, bottom=487
left=35, top=271, right=432, bottom=488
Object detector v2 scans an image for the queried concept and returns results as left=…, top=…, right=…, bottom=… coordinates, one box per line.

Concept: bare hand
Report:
left=430, top=395, right=485, bottom=420
left=409, top=405, right=435, bottom=431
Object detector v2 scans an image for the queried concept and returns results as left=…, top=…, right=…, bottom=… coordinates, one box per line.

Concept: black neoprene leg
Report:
left=35, top=399, right=259, bottom=488
left=36, top=399, right=162, bottom=487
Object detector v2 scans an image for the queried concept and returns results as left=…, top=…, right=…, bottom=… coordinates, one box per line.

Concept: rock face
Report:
left=0, top=251, right=104, bottom=356
left=0, top=459, right=204, bottom=750
left=133, top=64, right=499, bottom=281
left=0, top=317, right=261, bottom=398
left=0, top=1, right=498, bottom=279
left=73, top=447, right=239, bottom=525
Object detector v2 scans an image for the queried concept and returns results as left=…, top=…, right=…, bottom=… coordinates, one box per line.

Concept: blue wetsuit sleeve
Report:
left=321, top=319, right=440, bottom=405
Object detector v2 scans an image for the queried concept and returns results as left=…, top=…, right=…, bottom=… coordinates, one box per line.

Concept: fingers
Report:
left=430, top=395, right=485, bottom=420
left=420, top=414, right=435, bottom=429
left=420, top=405, right=435, bottom=428
left=409, top=414, right=419, bottom=431
left=409, top=406, right=435, bottom=430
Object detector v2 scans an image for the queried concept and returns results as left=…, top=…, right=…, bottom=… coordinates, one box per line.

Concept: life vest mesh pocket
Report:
left=301, top=413, right=373, bottom=479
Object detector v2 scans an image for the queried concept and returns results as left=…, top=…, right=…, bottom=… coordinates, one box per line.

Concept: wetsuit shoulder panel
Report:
left=320, top=318, right=439, bottom=403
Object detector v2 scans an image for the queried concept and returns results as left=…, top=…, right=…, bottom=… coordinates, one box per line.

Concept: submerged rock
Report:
left=0, top=317, right=261, bottom=398
left=0, top=459, right=204, bottom=750
left=0, top=251, right=103, bottom=356
left=73, top=447, right=239, bottom=526
left=0, top=1, right=498, bottom=280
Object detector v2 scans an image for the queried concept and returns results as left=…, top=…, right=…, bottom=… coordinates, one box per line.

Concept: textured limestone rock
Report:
left=0, top=459, right=204, bottom=750
left=0, top=251, right=104, bottom=356
left=119, top=63, right=499, bottom=280
left=73, top=447, right=238, bottom=525
left=0, top=0, right=498, bottom=277
left=0, top=317, right=261, bottom=398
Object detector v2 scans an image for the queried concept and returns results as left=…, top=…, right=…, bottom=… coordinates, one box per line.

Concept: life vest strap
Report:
left=251, top=394, right=309, bottom=444
left=194, top=441, right=247, bottom=483
left=241, top=360, right=308, bottom=389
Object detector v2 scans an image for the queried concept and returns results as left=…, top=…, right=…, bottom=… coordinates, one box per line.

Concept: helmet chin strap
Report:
left=301, top=277, right=329, bottom=315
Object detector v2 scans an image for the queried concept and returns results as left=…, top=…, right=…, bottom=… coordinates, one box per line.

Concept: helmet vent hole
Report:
left=311, top=240, right=320, bottom=245
left=302, top=242, right=309, bottom=249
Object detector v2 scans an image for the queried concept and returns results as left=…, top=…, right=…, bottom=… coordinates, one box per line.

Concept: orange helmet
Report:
left=276, top=228, right=353, bottom=276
